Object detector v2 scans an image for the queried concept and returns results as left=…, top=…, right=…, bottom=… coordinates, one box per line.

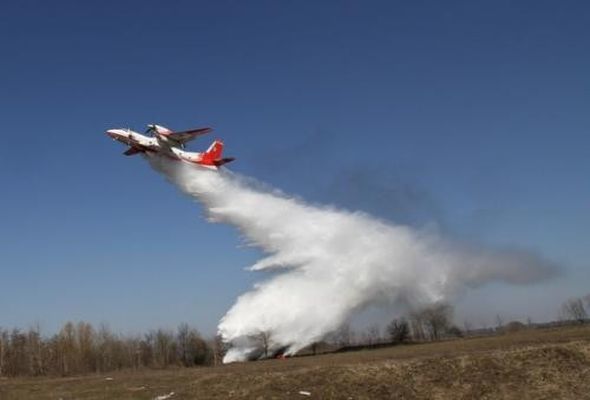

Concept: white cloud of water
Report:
left=149, top=156, right=558, bottom=363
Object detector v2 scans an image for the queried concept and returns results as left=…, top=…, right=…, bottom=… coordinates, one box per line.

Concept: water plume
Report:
left=148, top=155, right=558, bottom=363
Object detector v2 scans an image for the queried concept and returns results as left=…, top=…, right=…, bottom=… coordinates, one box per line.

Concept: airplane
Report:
left=106, top=124, right=235, bottom=169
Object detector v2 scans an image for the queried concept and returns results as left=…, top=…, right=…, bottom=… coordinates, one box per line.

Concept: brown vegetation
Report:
left=1, top=325, right=588, bottom=400
left=3, top=299, right=588, bottom=378
left=0, top=322, right=214, bottom=377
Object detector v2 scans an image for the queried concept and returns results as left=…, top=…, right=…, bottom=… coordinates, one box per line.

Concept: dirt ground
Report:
left=1, top=325, right=589, bottom=399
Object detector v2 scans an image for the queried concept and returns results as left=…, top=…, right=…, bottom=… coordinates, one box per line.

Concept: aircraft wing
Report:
left=168, top=127, right=213, bottom=144
left=123, top=147, right=143, bottom=156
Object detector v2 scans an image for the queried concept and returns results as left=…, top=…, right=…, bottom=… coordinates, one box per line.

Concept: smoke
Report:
left=148, top=155, right=558, bottom=363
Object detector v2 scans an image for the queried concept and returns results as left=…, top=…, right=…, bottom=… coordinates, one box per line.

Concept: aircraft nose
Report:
left=106, top=129, right=125, bottom=138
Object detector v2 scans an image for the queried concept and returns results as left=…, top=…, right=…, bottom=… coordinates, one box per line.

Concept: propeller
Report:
left=145, top=124, right=157, bottom=136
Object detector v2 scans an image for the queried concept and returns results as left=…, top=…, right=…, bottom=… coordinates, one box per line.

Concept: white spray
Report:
left=149, top=156, right=557, bottom=363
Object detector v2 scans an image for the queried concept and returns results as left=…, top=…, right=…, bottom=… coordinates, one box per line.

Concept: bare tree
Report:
left=176, top=323, right=210, bottom=366
left=250, top=330, right=272, bottom=358
left=562, top=297, right=588, bottom=323
left=96, top=323, right=116, bottom=372
left=463, top=320, right=472, bottom=334
left=177, top=323, right=192, bottom=367
left=386, top=318, right=410, bottom=343
left=335, top=323, right=355, bottom=347
left=447, top=325, right=463, bottom=337
left=123, top=336, right=141, bottom=370
left=0, top=329, right=6, bottom=376
left=184, top=329, right=211, bottom=366
left=76, top=322, right=96, bottom=373
left=153, top=329, right=175, bottom=367
left=505, top=321, right=526, bottom=332
left=259, top=330, right=272, bottom=358
left=211, top=334, right=228, bottom=366
left=310, top=342, right=318, bottom=356
left=9, top=329, right=28, bottom=376
left=408, top=311, right=426, bottom=341
left=421, top=303, right=453, bottom=340
left=495, top=314, right=504, bottom=331
left=363, top=324, right=382, bottom=345
left=58, top=322, right=77, bottom=376
left=0, top=321, right=214, bottom=377
left=27, top=324, right=44, bottom=376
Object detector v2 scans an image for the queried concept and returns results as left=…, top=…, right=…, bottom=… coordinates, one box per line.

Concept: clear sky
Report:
left=1, top=0, right=589, bottom=336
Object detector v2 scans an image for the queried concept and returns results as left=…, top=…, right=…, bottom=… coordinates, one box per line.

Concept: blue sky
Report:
left=1, top=0, right=589, bottom=336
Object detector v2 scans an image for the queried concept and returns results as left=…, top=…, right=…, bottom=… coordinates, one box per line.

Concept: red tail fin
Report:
left=204, top=140, right=224, bottom=160
left=199, top=140, right=235, bottom=167
left=200, top=140, right=223, bottom=164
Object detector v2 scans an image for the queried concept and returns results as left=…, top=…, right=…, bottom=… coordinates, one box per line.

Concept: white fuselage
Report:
left=106, top=128, right=209, bottom=165
left=108, top=129, right=158, bottom=149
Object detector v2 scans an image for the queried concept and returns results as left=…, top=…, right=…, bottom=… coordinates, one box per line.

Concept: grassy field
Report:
left=2, top=325, right=589, bottom=399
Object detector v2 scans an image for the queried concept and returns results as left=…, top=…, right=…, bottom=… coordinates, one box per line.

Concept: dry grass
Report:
left=2, top=325, right=589, bottom=399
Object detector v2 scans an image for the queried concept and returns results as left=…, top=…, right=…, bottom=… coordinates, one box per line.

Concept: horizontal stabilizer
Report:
left=213, top=157, right=236, bottom=166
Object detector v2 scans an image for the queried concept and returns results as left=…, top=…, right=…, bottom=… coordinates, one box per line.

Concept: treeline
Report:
left=3, top=295, right=588, bottom=376
left=330, top=302, right=463, bottom=350
left=0, top=322, right=225, bottom=377
left=323, top=296, right=590, bottom=354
